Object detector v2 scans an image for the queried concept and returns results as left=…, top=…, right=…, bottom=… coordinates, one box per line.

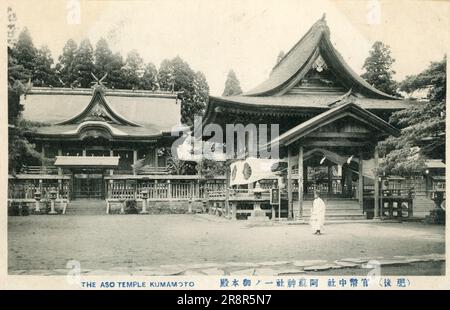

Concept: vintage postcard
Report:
left=0, top=0, right=448, bottom=292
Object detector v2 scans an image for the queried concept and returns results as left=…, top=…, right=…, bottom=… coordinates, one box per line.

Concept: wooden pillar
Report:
left=358, top=151, right=364, bottom=209
left=57, top=148, right=62, bottom=176
left=373, top=148, right=380, bottom=219
left=109, top=150, right=114, bottom=175
left=327, top=165, right=332, bottom=195
left=225, top=165, right=230, bottom=218
left=57, top=179, right=62, bottom=199
left=287, top=146, right=293, bottom=220
left=154, top=147, right=158, bottom=168
left=298, top=145, right=304, bottom=218
left=41, top=144, right=45, bottom=168
left=82, top=149, right=86, bottom=156
left=133, top=149, right=138, bottom=175
left=345, top=166, right=352, bottom=197
left=167, top=180, right=172, bottom=199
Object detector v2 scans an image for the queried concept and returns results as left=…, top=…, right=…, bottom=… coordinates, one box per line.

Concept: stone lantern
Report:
left=49, top=188, right=58, bottom=214
left=140, top=189, right=149, bottom=214
left=34, top=190, right=42, bottom=212
left=248, top=181, right=269, bottom=221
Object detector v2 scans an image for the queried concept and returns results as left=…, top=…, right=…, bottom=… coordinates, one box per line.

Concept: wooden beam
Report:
left=302, top=140, right=369, bottom=147
left=287, top=146, right=293, bottom=220
left=298, top=145, right=304, bottom=219
left=307, top=132, right=371, bottom=139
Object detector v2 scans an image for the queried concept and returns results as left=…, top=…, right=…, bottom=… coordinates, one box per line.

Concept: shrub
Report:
left=124, top=199, right=138, bottom=214
left=21, top=204, right=30, bottom=216
left=9, top=201, right=21, bottom=216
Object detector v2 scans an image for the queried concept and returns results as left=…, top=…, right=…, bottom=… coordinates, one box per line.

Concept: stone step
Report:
left=297, top=199, right=365, bottom=221
left=65, top=200, right=106, bottom=216
left=304, top=211, right=365, bottom=216
left=303, top=214, right=367, bottom=220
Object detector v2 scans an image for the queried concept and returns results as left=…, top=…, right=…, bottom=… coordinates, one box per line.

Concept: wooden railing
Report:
left=8, top=181, right=70, bottom=200
left=107, top=180, right=226, bottom=200
left=22, top=166, right=59, bottom=175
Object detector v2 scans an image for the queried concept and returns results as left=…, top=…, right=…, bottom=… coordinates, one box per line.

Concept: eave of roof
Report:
left=54, top=155, right=120, bottom=168
left=268, top=101, right=400, bottom=147
left=30, top=121, right=173, bottom=140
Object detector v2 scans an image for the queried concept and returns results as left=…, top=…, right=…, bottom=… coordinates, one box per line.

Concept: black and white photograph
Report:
left=1, top=0, right=448, bottom=291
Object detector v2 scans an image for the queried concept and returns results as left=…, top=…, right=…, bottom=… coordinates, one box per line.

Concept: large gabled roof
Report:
left=21, top=86, right=181, bottom=138
left=203, top=16, right=410, bottom=126
left=245, top=15, right=398, bottom=99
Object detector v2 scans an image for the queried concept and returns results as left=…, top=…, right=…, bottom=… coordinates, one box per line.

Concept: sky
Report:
left=8, top=0, right=449, bottom=95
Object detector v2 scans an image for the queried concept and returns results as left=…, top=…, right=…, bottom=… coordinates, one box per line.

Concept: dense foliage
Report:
left=378, top=57, right=446, bottom=175
left=361, top=41, right=398, bottom=96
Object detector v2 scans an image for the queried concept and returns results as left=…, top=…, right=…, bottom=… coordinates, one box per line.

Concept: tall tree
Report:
left=7, top=19, right=45, bottom=173
left=123, top=49, right=144, bottom=89
left=222, top=69, right=242, bottom=96
left=8, top=47, right=29, bottom=84
left=94, top=38, right=113, bottom=77
left=139, top=62, right=158, bottom=90
left=378, top=56, right=446, bottom=175
left=72, top=39, right=95, bottom=88
left=106, top=52, right=128, bottom=89
left=157, top=58, right=175, bottom=91
left=33, top=45, right=57, bottom=87
left=14, top=28, right=36, bottom=79
left=361, top=41, right=398, bottom=96
left=56, top=39, right=78, bottom=87
left=158, top=56, right=209, bottom=125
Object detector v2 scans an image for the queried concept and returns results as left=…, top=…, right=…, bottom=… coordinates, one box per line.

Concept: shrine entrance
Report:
left=72, top=169, right=105, bottom=199
left=303, top=150, right=359, bottom=199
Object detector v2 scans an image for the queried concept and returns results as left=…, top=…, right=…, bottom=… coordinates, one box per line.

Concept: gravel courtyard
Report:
left=8, top=214, right=445, bottom=275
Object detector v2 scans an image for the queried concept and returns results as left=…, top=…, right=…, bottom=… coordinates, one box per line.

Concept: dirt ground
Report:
left=8, top=214, right=445, bottom=274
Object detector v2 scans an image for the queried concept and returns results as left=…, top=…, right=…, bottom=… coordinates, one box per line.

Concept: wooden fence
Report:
left=107, top=179, right=225, bottom=200
left=8, top=179, right=70, bottom=200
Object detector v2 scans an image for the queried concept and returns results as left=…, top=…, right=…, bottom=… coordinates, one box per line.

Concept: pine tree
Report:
left=123, top=49, right=144, bottom=89
left=192, top=71, right=209, bottom=117
left=94, top=38, right=113, bottom=77
left=157, top=58, right=175, bottom=91
left=33, top=45, right=57, bottom=87
left=107, top=52, right=127, bottom=89
left=158, top=56, right=209, bottom=125
left=72, top=39, right=95, bottom=88
left=14, top=28, right=36, bottom=79
left=222, top=69, right=242, bottom=96
left=361, top=41, right=398, bottom=96
left=378, top=57, right=446, bottom=175
left=139, top=62, right=158, bottom=90
left=56, top=39, right=78, bottom=87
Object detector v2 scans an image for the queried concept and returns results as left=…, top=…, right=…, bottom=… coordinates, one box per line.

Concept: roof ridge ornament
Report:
left=91, top=72, right=108, bottom=94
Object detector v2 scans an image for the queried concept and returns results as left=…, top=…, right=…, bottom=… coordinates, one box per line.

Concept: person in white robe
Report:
left=310, top=190, right=326, bottom=235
